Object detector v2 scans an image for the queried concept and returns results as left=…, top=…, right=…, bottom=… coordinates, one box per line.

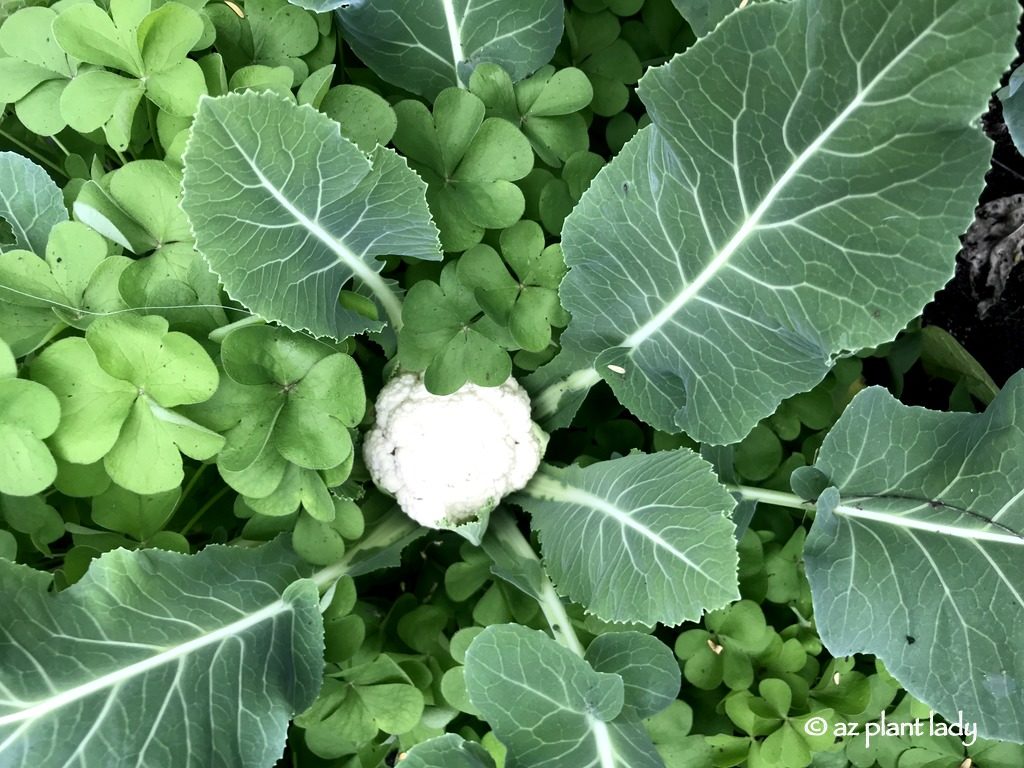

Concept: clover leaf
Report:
left=399, top=261, right=513, bottom=394
left=457, top=220, right=570, bottom=353
left=187, top=325, right=365, bottom=520
left=118, top=242, right=229, bottom=335
left=0, top=338, right=60, bottom=496
left=91, top=483, right=179, bottom=541
left=72, top=159, right=229, bottom=333
left=1, top=492, right=64, bottom=554
left=469, top=63, right=593, bottom=167
left=296, top=656, right=425, bottom=759
left=0, top=220, right=130, bottom=354
left=291, top=497, right=364, bottom=566
left=319, top=84, right=397, bottom=152
left=207, top=0, right=319, bottom=87
left=30, top=313, right=222, bottom=494
left=53, top=0, right=208, bottom=149
left=393, top=88, right=534, bottom=252
left=725, top=679, right=838, bottom=768
left=535, top=149, right=605, bottom=234
left=558, top=9, right=642, bottom=116
left=75, top=158, right=191, bottom=254
left=674, top=600, right=776, bottom=691
left=0, top=7, right=79, bottom=136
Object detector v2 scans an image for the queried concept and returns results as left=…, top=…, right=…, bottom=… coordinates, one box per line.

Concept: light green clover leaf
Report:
left=30, top=313, right=222, bottom=494
left=54, top=0, right=207, bottom=150
left=0, top=7, right=80, bottom=135
left=0, top=219, right=131, bottom=355
left=296, top=655, right=425, bottom=759
left=206, top=0, right=319, bottom=87
left=0, top=338, right=60, bottom=496
left=319, top=84, right=397, bottom=153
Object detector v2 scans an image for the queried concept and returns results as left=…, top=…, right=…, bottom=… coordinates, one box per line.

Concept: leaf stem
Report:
left=725, top=485, right=811, bottom=511
left=175, top=464, right=210, bottom=514
left=0, top=126, right=69, bottom=180
left=50, top=136, right=71, bottom=158
left=207, top=314, right=264, bottom=343
left=311, top=506, right=420, bottom=591
left=533, top=366, right=602, bottom=422
left=488, top=510, right=586, bottom=657
left=180, top=484, right=231, bottom=535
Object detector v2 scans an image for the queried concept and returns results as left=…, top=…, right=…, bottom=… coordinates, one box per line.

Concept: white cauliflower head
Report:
left=363, top=373, right=548, bottom=528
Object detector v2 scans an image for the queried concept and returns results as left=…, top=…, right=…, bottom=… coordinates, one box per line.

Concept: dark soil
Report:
left=922, top=3, right=1024, bottom=386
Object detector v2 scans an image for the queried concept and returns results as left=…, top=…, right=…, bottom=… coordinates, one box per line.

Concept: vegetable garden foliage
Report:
left=0, top=0, right=1020, bottom=766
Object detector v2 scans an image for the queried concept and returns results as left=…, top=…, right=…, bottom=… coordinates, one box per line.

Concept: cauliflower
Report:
left=364, top=373, right=548, bottom=528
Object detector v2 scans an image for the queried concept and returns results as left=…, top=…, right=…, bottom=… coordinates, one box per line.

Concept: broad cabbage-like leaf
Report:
left=516, top=450, right=739, bottom=626
left=671, top=0, right=774, bottom=36
left=401, top=734, right=496, bottom=767
left=554, top=0, right=1017, bottom=444
left=181, top=90, right=441, bottom=339
left=804, top=371, right=1024, bottom=743
left=464, top=624, right=663, bottom=767
left=0, top=151, right=67, bottom=255
left=0, top=539, right=323, bottom=767
left=287, top=0, right=563, bottom=100
left=584, top=632, right=681, bottom=720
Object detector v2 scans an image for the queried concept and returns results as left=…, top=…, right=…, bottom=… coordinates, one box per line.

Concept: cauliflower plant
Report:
left=364, top=373, right=548, bottom=528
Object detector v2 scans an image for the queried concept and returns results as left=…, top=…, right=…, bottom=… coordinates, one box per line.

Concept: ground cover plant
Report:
left=0, top=0, right=1023, bottom=766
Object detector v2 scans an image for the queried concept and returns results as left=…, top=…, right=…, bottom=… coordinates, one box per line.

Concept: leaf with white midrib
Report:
left=0, top=151, right=68, bottom=256
left=285, top=0, right=564, bottom=100
left=805, top=371, right=1024, bottom=743
left=671, top=0, right=776, bottom=36
left=181, top=90, right=441, bottom=340
left=464, top=624, right=664, bottom=768
left=0, top=539, right=324, bottom=768
left=556, top=0, right=1018, bottom=444
left=516, top=450, right=739, bottom=626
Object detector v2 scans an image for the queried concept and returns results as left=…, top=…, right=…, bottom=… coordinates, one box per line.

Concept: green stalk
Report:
left=311, top=507, right=420, bottom=592
left=179, top=485, right=231, bottom=535
left=0, top=126, right=68, bottom=179
left=725, top=485, right=813, bottom=512
left=487, top=509, right=586, bottom=657
left=533, top=366, right=602, bottom=422
left=207, top=314, right=264, bottom=343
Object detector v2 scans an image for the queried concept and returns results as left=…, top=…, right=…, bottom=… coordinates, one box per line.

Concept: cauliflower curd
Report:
left=364, top=374, right=549, bottom=528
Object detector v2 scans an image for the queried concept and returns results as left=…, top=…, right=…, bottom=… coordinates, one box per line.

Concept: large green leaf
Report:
left=181, top=91, right=441, bottom=338
left=0, top=151, right=67, bottom=256
left=288, top=0, right=563, bottom=100
left=516, top=450, right=739, bottom=626
left=396, top=734, right=496, bottom=767
left=671, top=0, right=774, bottom=36
left=464, top=624, right=664, bottom=767
left=804, top=371, right=1024, bottom=743
left=0, top=539, right=323, bottom=767
left=550, top=0, right=1016, bottom=444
